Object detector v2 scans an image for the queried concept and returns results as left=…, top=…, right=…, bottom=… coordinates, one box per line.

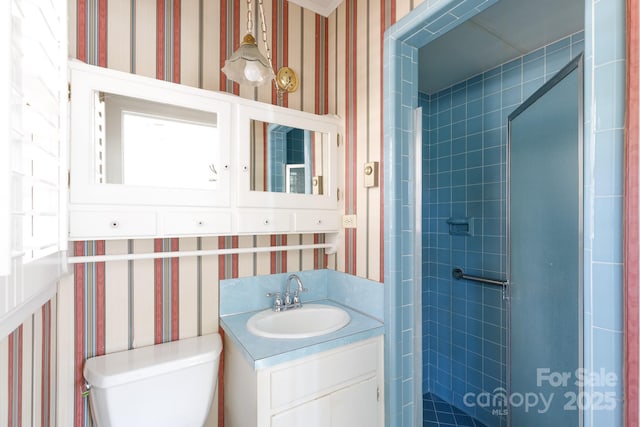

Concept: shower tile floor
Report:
left=423, top=393, right=487, bottom=427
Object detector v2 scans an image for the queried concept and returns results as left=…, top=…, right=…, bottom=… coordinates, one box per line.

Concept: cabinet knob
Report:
left=264, top=219, right=270, bottom=225
left=242, top=165, right=249, bottom=172
left=317, top=219, right=323, bottom=225
left=197, top=220, right=204, bottom=226
left=110, top=220, right=120, bottom=229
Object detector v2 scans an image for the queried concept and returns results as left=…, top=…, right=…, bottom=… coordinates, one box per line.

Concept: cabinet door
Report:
left=330, top=377, right=379, bottom=427
left=69, top=61, right=232, bottom=208
left=236, top=103, right=339, bottom=211
left=271, top=396, right=331, bottom=427
left=270, top=377, right=379, bottom=427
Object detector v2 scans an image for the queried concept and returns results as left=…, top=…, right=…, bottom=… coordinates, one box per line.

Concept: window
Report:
left=0, top=0, right=66, bottom=339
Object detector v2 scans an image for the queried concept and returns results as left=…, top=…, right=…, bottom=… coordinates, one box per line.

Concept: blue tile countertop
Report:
left=219, top=269, right=384, bottom=370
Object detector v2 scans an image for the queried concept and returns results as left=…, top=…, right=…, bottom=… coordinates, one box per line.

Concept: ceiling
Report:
left=418, top=0, right=584, bottom=94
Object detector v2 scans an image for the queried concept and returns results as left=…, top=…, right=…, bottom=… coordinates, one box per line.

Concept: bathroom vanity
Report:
left=219, top=270, right=385, bottom=427
left=224, top=334, right=383, bottom=427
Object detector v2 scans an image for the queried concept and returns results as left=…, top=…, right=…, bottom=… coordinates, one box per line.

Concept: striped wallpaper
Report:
left=65, top=0, right=424, bottom=282
left=57, top=0, right=425, bottom=426
left=0, top=0, right=435, bottom=425
left=0, top=299, right=57, bottom=427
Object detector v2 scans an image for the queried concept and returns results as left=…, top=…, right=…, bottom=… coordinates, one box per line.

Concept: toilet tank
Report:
left=84, top=333, right=223, bottom=427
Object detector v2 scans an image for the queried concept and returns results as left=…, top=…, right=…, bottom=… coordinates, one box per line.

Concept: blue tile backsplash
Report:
left=219, top=269, right=384, bottom=370
left=419, top=31, right=584, bottom=427
left=220, top=269, right=384, bottom=320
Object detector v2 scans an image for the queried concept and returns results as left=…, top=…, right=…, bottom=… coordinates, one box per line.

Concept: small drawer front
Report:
left=269, top=337, right=380, bottom=410
left=69, top=210, right=157, bottom=238
left=236, top=211, right=291, bottom=234
left=294, top=212, right=340, bottom=232
left=163, top=211, right=232, bottom=235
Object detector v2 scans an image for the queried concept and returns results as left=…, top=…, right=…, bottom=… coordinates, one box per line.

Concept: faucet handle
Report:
left=293, top=286, right=308, bottom=297
left=266, top=292, right=282, bottom=311
left=283, top=291, right=292, bottom=306
left=292, top=287, right=307, bottom=306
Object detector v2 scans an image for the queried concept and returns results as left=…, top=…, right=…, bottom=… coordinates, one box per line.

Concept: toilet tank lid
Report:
left=83, top=333, right=222, bottom=389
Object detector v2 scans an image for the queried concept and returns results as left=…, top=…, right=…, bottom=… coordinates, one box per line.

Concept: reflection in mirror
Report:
left=97, top=92, right=219, bottom=189
left=249, top=120, right=327, bottom=195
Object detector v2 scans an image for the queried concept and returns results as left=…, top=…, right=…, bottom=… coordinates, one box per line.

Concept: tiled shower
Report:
left=419, top=31, right=585, bottom=427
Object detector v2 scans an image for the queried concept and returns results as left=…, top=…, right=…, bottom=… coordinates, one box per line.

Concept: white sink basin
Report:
left=246, top=304, right=351, bottom=339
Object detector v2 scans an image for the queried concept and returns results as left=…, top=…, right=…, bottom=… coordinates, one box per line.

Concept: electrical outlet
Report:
left=342, top=214, right=357, bottom=228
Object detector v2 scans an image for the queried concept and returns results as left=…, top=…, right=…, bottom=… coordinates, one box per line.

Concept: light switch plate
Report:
left=342, top=214, right=356, bottom=228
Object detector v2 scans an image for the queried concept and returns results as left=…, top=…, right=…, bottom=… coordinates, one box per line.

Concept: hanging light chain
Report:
left=257, top=0, right=275, bottom=71
left=246, top=0, right=254, bottom=34
left=243, top=0, right=283, bottom=94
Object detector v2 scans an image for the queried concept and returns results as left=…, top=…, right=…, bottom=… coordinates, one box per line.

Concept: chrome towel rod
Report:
left=452, top=267, right=508, bottom=287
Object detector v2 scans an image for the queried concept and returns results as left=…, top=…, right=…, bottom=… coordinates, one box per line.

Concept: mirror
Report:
left=249, top=120, right=328, bottom=195
left=98, top=92, right=220, bottom=189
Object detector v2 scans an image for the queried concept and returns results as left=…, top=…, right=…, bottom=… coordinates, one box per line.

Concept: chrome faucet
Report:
left=267, top=273, right=308, bottom=311
left=285, top=274, right=307, bottom=308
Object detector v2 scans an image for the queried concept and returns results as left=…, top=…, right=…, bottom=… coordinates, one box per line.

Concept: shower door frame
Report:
left=506, top=53, right=584, bottom=427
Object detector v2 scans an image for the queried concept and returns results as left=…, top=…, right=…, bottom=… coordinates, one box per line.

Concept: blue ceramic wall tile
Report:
left=546, top=45, right=571, bottom=77
left=419, top=30, right=586, bottom=427
left=594, top=129, right=624, bottom=196
left=483, top=92, right=501, bottom=112
left=594, top=0, right=625, bottom=66
left=467, top=98, right=483, bottom=117
left=483, top=74, right=501, bottom=95
left=592, top=196, right=623, bottom=263
left=591, top=263, right=623, bottom=332
left=523, top=56, right=544, bottom=82
left=591, top=328, right=623, bottom=396
left=594, top=61, right=626, bottom=131
left=501, top=85, right=521, bottom=108
left=523, top=77, right=544, bottom=99
left=501, top=60, right=522, bottom=89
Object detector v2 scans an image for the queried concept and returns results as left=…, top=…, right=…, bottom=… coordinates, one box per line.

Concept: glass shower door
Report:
left=507, top=55, right=583, bottom=427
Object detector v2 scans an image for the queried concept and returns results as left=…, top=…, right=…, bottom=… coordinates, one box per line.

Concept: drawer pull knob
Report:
left=317, top=219, right=323, bottom=225
left=197, top=220, right=204, bottom=226
left=110, top=220, right=120, bottom=229
left=264, top=219, right=270, bottom=225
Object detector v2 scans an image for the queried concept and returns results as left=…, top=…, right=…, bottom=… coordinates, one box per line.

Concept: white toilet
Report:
left=83, top=333, right=223, bottom=427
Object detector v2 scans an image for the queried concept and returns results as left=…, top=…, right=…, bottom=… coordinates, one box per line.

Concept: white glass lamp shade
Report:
left=222, top=34, right=275, bottom=86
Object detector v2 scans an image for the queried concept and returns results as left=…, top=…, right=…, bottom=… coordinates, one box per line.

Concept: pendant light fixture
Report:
left=222, top=0, right=299, bottom=96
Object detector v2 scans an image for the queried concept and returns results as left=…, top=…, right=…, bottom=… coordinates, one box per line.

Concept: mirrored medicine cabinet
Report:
left=69, top=61, right=231, bottom=208
left=237, top=104, right=339, bottom=210
left=68, top=61, right=341, bottom=240
left=100, top=93, right=221, bottom=190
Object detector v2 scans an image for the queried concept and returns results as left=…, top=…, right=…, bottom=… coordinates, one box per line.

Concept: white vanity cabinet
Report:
left=224, top=335, right=384, bottom=427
